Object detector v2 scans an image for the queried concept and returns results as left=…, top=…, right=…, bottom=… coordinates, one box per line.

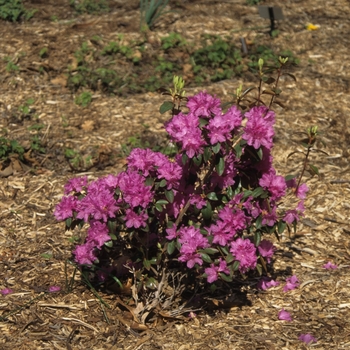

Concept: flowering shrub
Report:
left=55, top=61, right=309, bottom=296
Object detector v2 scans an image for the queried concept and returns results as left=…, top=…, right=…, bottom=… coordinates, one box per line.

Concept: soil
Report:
left=1, top=0, right=350, bottom=349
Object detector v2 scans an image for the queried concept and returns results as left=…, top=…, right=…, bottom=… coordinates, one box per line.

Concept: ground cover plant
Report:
left=0, top=0, right=36, bottom=22
left=66, top=32, right=299, bottom=96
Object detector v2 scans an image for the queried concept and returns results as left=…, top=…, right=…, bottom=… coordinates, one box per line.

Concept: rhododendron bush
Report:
left=55, top=63, right=308, bottom=297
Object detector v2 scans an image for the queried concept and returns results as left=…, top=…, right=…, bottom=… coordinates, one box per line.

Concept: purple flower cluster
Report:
left=242, top=106, right=275, bottom=150
left=55, top=91, right=308, bottom=285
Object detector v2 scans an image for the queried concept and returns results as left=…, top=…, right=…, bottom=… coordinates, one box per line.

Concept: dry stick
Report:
left=296, top=146, right=311, bottom=191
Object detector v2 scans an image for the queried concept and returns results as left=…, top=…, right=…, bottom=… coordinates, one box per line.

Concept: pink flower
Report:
left=242, top=106, right=275, bottom=150
left=124, top=209, right=148, bottom=229
left=204, top=258, right=230, bottom=283
left=54, top=195, right=78, bottom=221
left=64, top=176, right=88, bottom=194
left=298, top=333, right=317, bottom=344
left=295, top=183, right=309, bottom=199
left=86, top=221, right=111, bottom=248
left=186, top=91, right=222, bottom=117
left=278, top=309, right=292, bottom=321
left=259, top=171, right=287, bottom=202
left=283, top=275, right=299, bottom=292
left=73, top=242, right=97, bottom=265
left=0, top=288, right=13, bottom=295
left=258, top=240, right=276, bottom=263
left=323, top=261, right=337, bottom=269
left=48, top=286, right=61, bottom=293
left=230, top=238, right=257, bottom=273
left=257, top=277, right=280, bottom=290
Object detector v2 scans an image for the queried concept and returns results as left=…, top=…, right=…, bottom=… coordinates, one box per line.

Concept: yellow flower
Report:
left=306, top=23, right=320, bottom=31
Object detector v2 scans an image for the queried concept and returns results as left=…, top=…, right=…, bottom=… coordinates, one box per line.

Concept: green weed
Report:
left=140, top=0, right=170, bottom=31
left=30, top=135, right=46, bottom=154
left=19, top=98, right=35, bottom=117
left=0, top=137, right=24, bottom=160
left=75, top=91, right=92, bottom=107
left=69, top=0, right=109, bottom=14
left=4, top=57, right=19, bottom=73
left=161, top=32, right=186, bottom=50
left=39, top=47, right=48, bottom=58
left=64, top=148, right=93, bottom=170
left=0, top=0, right=36, bottom=22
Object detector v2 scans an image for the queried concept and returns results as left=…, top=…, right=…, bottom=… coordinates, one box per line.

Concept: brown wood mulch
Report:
left=0, top=0, right=350, bottom=348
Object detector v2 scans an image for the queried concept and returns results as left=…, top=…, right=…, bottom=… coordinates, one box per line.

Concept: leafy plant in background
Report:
left=64, top=148, right=93, bottom=171
left=246, top=0, right=263, bottom=5
left=0, top=0, right=36, bottom=22
left=161, top=32, right=187, bottom=51
left=4, top=57, right=19, bottom=73
left=75, top=91, right=92, bottom=107
left=69, top=0, right=109, bottom=14
left=18, top=98, right=35, bottom=118
left=140, top=0, right=170, bottom=31
left=55, top=58, right=315, bottom=322
left=191, top=34, right=243, bottom=84
left=66, top=33, right=299, bottom=96
left=0, top=137, right=24, bottom=160
left=39, top=47, right=48, bottom=58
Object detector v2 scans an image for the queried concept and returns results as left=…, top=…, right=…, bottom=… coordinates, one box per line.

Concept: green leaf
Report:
left=159, top=179, right=167, bottom=187
left=143, top=259, right=151, bottom=270
left=109, top=233, right=117, bottom=240
left=201, top=253, right=212, bottom=263
left=243, top=189, right=253, bottom=198
left=203, top=147, right=211, bottom=163
left=278, top=220, right=286, bottom=234
left=165, top=189, right=174, bottom=203
left=254, top=231, right=261, bottom=247
left=65, top=217, right=72, bottom=228
left=40, top=253, right=52, bottom=259
left=255, top=215, right=262, bottom=229
left=285, top=174, right=295, bottom=181
left=257, top=147, right=263, bottom=160
left=199, top=118, right=208, bottom=128
left=104, top=240, right=113, bottom=248
left=201, top=202, right=212, bottom=221
left=156, top=199, right=168, bottom=205
left=219, top=272, right=233, bottom=282
left=207, top=192, right=218, bottom=201
left=232, top=260, right=240, bottom=271
left=225, top=253, right=234, bottom=264
left=212, top=143, right=221, bottom=154
left=193, top=154, right=202, bottom=166
left=215, top=156, right=225, bottom=176
left=107, top=220, right=117, bottom=234
left=234, top=142, right=242, bottom=158
left=159, top=101, right=173, bottom=114
left=149, top=256, right=158, bottom=265
left=111, top=276, right=123, bottom=288
left=145, top=277, right=157, bottom=290
left=309, top=164, right=319, bottom=176
left=219, top=246, right=228, bottom=254
left=251, top=187, right=267, bottom=198
left=167, top=240, right=176, bottom=255
left=145, top=177, right=154, bottom=186
left=182, top=153, right=188, bottom=165
left=155, top=203, right=164, bottom=212
left=200, top=248, right=219, bottom=255
left=256, top=263, right=262, bottom=276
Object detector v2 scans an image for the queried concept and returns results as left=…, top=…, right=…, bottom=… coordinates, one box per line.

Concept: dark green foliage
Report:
left=69, top=0, right=109, bottom=14
left=0, top=137, right=24, bottom=160
left=0, top=0, right=36, bottom=22
left=66, top=33, right=298, bottom=97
